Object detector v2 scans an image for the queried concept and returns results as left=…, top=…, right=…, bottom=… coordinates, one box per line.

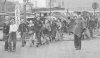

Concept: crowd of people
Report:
left=2, top=13, right=99, bottom=52
left=3, top=15, right=65, bottom=52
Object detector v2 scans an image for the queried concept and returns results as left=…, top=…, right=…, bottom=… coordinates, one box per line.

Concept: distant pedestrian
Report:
left=8, top=19, right=18, bottom=52
left=88, top=17, right=94, bottom=37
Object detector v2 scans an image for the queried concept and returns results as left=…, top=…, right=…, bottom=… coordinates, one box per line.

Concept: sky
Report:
left=17, top=0, right=46, bottom=7
left=7, top=0, right=100, bottom=11
left=18, top=0, right=23, bottom=3
left=7, top=0, right=46, bottom=7
left=64, top=0, right=100, bottom=11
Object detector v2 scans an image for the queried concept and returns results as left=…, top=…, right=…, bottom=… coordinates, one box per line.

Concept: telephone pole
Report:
left=23, top=0, right=27, bottom=23
left=50, top=0, right=51, bottom=20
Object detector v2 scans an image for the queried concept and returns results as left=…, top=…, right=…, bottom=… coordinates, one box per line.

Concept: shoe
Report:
left=36, top=45, right=38, bottom=47
left=12, top=50, right=16, bottom=52
left=21, top=45, right=25, bottom=47
left=29, top=44, right=32, bottom=47
left=76, top=48, right=79, bottom=50
left=8, top=49, right=12, bottom=52
left=5, top=49, right=8, bottom=51
left=76, top=48, right=81, bottom=50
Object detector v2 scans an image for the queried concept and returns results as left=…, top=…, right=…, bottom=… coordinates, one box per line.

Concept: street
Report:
left=0, top=0, right=100, bottom=58
left=0, top=34, right=100, bottom=58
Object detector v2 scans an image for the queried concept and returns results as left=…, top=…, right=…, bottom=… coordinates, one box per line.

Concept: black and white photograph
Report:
left=0, top=0, right=100, bottom=58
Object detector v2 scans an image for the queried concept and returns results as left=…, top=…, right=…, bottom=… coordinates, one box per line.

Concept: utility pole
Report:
left=23, top=0, right=26, bottom=23
left=50, top=0, right=51, bottom=20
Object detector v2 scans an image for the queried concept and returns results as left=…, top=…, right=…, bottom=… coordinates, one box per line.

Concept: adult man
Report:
left=34, top=17, right=43, bottom=47
left=3, top=19, right=10, bottom=51
left=74, top=17, right=84, bottom=50
left=8, top=19, right=18, bottom=52
left=19, top=19, right=28, bottom=47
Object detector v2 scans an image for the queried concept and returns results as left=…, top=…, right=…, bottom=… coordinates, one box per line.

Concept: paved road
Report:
left=0, top=30, right=100, bottom=58
left=0, top=36, right=100, bottom=58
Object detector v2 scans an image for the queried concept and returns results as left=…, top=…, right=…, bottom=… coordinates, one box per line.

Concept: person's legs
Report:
left=74, top=34, right=77, bottom=48
left=38, top=36, right=42, bottom=45
left=75, top=35, right=79, bottom=49
left=29, top=34, right=34, bottom=47
left=12, top=32, right=16, bottom=51
left=21, top=32, right=26, bottom=47
left=8, top=33, right=12, bottom=52
left=85, top=33, right=89, bottom=39
left=36, top=31, right=41, bottom=46
left=77, top=36, right=81, bottom=50
left=79, top=36, right=82, bottom=49
left=32, top=33, right=36, bottom=45
left=45, top=34, right=49, bottom=44
left=4, top=34, right=9, bottom=51
left=89, top=27, right=93, bottom=37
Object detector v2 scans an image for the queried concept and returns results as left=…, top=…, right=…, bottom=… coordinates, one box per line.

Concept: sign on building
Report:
left=15, top=2, right=20, bottom=25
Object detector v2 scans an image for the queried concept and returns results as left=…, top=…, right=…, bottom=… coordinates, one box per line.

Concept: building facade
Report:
left=45, top=0, right=100, bottom=11
left=46, top=0, right=66, bottom=8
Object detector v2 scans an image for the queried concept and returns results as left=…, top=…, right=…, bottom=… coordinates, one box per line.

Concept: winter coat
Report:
left=74, top=19, right=84, bottom=37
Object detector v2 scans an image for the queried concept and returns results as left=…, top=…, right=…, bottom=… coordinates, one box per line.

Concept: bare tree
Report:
left=26, top=0, right=33, bottom=12
left=28, top=2, right=33, bottom=12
